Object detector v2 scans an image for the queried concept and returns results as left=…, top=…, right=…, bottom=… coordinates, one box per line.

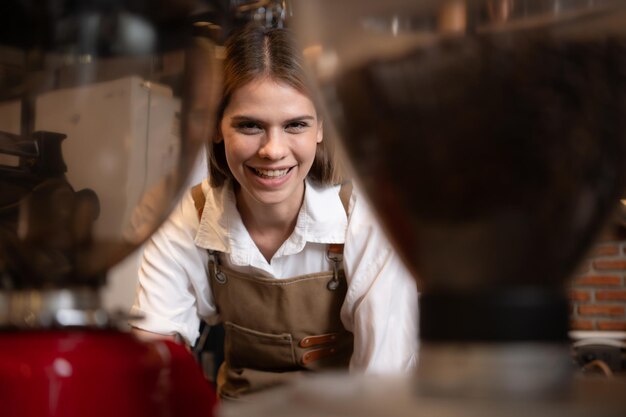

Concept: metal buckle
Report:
left=326, top=246, right=343, bottom=291
left=208, top=250, right=227, bottom=284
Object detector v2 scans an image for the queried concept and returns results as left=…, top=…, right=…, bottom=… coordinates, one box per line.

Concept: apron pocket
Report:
left=224, top=321, right=297, bottom=370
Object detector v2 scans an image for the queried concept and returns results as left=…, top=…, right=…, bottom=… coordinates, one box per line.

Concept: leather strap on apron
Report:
left=337, top=180, right=352, bottom=215
left=191, top=183, right=205, bottom=220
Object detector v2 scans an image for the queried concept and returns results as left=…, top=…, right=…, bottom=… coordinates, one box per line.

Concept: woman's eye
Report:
left=235, top=121, right=262, bottom=134
left=285, top=121, right=309, bottom=133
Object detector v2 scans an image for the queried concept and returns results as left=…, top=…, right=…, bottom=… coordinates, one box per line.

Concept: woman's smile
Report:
left=246, top=165, right=296, bottom=188
left=249, top=166, right=294, bottom=179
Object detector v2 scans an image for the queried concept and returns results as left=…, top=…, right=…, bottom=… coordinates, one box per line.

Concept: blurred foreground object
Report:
left=222, top=0, right=626, bottom=415
left=0, top=0, right=224, bottom=415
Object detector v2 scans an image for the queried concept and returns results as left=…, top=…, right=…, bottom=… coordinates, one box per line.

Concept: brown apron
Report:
left=191, top=183, right=354, bottom=400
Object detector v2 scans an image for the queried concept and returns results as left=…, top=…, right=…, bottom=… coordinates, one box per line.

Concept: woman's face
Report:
left=218, top=77, right=323, bottom=211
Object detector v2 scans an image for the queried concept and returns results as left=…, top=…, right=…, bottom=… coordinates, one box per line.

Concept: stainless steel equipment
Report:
left=0, top=1, right=225, bottom=416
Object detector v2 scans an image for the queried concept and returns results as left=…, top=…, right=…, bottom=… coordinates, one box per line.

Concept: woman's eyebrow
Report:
left=230, top=115, right=261, bottom=122
left=284, top=115, right=316, bottom=124
left=229, top=115, right=316, bottom=124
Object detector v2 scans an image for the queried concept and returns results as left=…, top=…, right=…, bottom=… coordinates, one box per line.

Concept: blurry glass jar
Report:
left=0, top=1, right=222, bottom=293
left=0, top=2, right=224, bottom=416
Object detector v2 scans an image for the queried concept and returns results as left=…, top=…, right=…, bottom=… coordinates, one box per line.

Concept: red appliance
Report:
left=0, top=328, right=216, bottom=417
left=0, top=289, right=217, bottom=417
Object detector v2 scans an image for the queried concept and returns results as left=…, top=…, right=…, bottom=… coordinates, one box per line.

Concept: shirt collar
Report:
left=194, top=178, right=349, bottom=262
left=193, top=180, right=235, bottom=254
left=294, top=178, right=348, bottom=244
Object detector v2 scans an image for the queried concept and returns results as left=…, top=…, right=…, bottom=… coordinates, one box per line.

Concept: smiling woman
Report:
left=130, top=24, right=419, bottom=400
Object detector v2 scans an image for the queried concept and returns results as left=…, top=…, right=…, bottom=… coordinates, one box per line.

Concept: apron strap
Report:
left=191, top=183, right=205, bottom=220
left=327, top=180, right=352, bottom=290
left=338, top=180, right=352, bottom=217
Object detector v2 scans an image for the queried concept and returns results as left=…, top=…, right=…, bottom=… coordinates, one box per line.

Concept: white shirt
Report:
left=131, top=178, right=419, bottom=373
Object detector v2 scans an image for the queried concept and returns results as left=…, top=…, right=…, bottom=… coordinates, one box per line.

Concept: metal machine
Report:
left=0, top=1, right=225, bottom=416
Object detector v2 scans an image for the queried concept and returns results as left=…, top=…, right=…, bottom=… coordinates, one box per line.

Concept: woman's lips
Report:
left=249, top=166, right=294, bottom=179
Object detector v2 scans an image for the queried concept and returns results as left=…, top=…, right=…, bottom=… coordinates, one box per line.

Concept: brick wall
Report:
left=569, top=229, right=626, bottom=331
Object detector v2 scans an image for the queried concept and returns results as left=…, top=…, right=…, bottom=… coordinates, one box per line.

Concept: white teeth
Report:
left=253, top=168, right=290, bottom=177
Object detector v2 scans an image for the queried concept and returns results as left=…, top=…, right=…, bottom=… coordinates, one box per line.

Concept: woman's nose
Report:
left=258, top=129, right=288, bottom=160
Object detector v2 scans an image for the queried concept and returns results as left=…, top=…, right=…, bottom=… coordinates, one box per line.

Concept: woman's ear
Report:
left=316, top=120, right=323, bottom=144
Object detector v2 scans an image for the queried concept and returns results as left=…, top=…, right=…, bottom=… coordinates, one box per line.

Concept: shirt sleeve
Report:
left=129, top=188, right=214, bottom=346
left=341, top=185, right=420, bottom=373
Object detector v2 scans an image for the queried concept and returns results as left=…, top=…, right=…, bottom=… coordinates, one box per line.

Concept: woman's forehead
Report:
left=224, top=77, right=318, bottom=119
